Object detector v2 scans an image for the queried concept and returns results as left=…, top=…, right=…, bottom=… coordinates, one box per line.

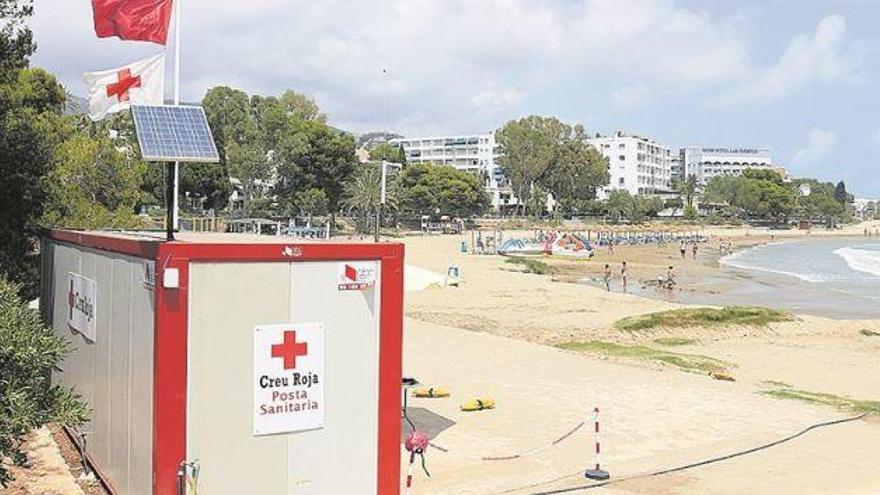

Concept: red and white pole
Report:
left=405, top=451, right=415, bottom=494
left=585, top=406, right=610, bottom=480
left=594, top=407, right=601, bottom=471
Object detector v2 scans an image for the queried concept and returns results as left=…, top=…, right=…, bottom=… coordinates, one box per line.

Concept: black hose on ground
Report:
left=492, top=412, right=869, bottom=495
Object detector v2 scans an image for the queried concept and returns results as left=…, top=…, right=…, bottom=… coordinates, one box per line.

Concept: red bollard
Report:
left=405, top=451, right=415, bottom=494
left=585, top=406, right=610, bottom=480
left=404, top=430, right=429, bottom=494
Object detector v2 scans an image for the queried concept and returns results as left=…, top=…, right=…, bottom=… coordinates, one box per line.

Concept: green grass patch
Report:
left=557, top=340, right=730, bottom=374
left=859, top=329, right=880, bottom=337
left=761, top=380, right=792, bottom=388
left=615, top=306, right=795, bottom=332
left=505, top=257, right=551, bottom=275
left=762, top=388, right=880, bottom=415
left=652, top=337, right=698, bottom=347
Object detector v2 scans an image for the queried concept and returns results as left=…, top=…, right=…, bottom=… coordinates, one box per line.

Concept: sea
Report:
left=716, top=238, right=880, bottom=319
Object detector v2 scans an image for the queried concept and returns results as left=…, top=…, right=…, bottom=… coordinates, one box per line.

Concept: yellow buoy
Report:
left=413, top=387, right=450, bottom=398
left=460, top=398, right=495, bottom=411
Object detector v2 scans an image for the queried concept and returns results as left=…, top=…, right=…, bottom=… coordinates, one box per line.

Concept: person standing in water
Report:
left=603, top=264, right=612, bottom=291
left=621, top=261, right=629, bottom=293
left=692, top=242, right=698, bottom=259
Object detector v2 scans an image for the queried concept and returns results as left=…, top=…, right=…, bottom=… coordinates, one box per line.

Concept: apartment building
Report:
left=390, top=133, right=519, bottom=212
left=586, top=132, right=673, bottom=198
left=677, top=147, right=774, bottom=184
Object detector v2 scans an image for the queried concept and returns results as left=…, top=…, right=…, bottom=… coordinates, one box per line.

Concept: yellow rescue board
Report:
left=460, top=398, right=495, bottom=411
left=413, top=387, right=450, bottom=398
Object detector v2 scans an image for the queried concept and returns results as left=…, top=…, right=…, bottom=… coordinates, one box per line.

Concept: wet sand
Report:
left=566, top=233, right=878, bottom=319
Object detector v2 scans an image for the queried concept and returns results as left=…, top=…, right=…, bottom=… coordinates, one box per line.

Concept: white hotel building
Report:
left=677, top=147, right=774, bottom=185
left=586, top=132, right=673, bottom=198
left=390, top=134, right=519, bottom=212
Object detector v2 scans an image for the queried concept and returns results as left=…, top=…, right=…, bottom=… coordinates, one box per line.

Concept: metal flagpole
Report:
left=172, top=0, right=181, bottom=232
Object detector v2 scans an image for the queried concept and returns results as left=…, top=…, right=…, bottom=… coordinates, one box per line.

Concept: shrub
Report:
left=615, top=306, right=794, bottom=332
left=504, top=257, right=551, bottom=275
left=0, top=275, right=88, bottom=485
left=557, top=340, right=729, bottom=374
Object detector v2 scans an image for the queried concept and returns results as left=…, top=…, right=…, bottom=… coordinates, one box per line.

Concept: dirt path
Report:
left=3, top=426, right=108, bottom=495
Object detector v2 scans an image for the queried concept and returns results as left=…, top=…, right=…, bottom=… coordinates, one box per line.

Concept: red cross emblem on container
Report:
left=271, top=331, right=308, bottom=369
left=106, top=69, right=141, bottom=102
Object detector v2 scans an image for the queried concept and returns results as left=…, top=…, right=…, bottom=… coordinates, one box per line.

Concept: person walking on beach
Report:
left=621, top=261, right=629, bottom=293
left=692, top=242, right=698, bottom=259
left=603, top=264, right=611, bottom=291
left=679, top=241, right=686, bottom=258
left=666, top=265, right=676, bottom=290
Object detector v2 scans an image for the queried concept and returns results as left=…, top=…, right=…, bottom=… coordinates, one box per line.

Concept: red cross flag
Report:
left=83, top=53, right=165, bottom=121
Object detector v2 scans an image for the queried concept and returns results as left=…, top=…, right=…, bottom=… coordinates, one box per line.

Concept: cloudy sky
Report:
left=29, top=0, right=880, bottom=195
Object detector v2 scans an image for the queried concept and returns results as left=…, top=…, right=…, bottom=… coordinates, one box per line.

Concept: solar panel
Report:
left=131, top=105, right=220, bottom=163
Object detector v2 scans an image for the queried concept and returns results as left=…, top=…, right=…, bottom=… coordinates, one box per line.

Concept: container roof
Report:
left=51, top=230, right=382, bottom=245
left=44, top=229, right=403, bottom=262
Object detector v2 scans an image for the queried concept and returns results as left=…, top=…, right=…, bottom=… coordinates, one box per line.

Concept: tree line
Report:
left=495, top=116, right=610, bottom=217
left=0, top=1, right=87, bottom=484
left=0, top=76, right=493, bottom=296
left=702, top=169, right=852, bottom=224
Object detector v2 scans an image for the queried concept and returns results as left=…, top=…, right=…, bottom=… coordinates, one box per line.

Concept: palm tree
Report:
left=605, top=190, right=632, bottom=224
left=673, top=174, right=698, bottom=208
left=342, top=163, right=397, bottom=234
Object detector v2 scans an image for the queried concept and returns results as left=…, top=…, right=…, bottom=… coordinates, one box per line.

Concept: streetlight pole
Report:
left=375, top=161, right=387, bottom=242
left=374, top=68, right=389, bottom=243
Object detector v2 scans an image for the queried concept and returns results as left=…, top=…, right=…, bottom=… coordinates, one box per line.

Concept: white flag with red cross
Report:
left=83, top=53, right=165, bottom=121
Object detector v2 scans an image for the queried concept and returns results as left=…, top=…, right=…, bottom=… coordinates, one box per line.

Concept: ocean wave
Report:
left=720, top=241, right=829, bottom=283
left=834, top=247, right=880, bottom=278
left=721, top=258, right=830, bottom=283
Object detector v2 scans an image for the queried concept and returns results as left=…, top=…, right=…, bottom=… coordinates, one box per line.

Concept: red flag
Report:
left=92, top=0, right=174, bottom=45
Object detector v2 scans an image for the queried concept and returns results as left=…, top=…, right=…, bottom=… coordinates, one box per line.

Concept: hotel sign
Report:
left=702, top=147, right=767, bottom=155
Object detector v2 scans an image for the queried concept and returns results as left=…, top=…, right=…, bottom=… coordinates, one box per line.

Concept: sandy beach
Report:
left=399, top=221, right=880, bottom=494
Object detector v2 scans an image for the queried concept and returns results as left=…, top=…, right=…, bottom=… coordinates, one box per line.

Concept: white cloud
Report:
left=611, top=84, right=649, bottom=109
left=792, top=128, right=838, bottom=166
left=571, top=0, right=749, bottom=85
left=28, top=0, right=759, bottom=135
left=471, top=87, right=525, bottom=112
left=27, top=2, right=868, bottom=135
left=720, top=15, right=866, bottom=104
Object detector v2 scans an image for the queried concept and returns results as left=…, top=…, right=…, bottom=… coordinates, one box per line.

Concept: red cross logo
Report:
left=106, top=69, right=141, bottom=102
left=271, top=331, right=308, bottom=370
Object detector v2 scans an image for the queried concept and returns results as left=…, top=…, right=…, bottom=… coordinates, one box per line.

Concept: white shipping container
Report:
left=41, top=230, right=404, bottom=495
